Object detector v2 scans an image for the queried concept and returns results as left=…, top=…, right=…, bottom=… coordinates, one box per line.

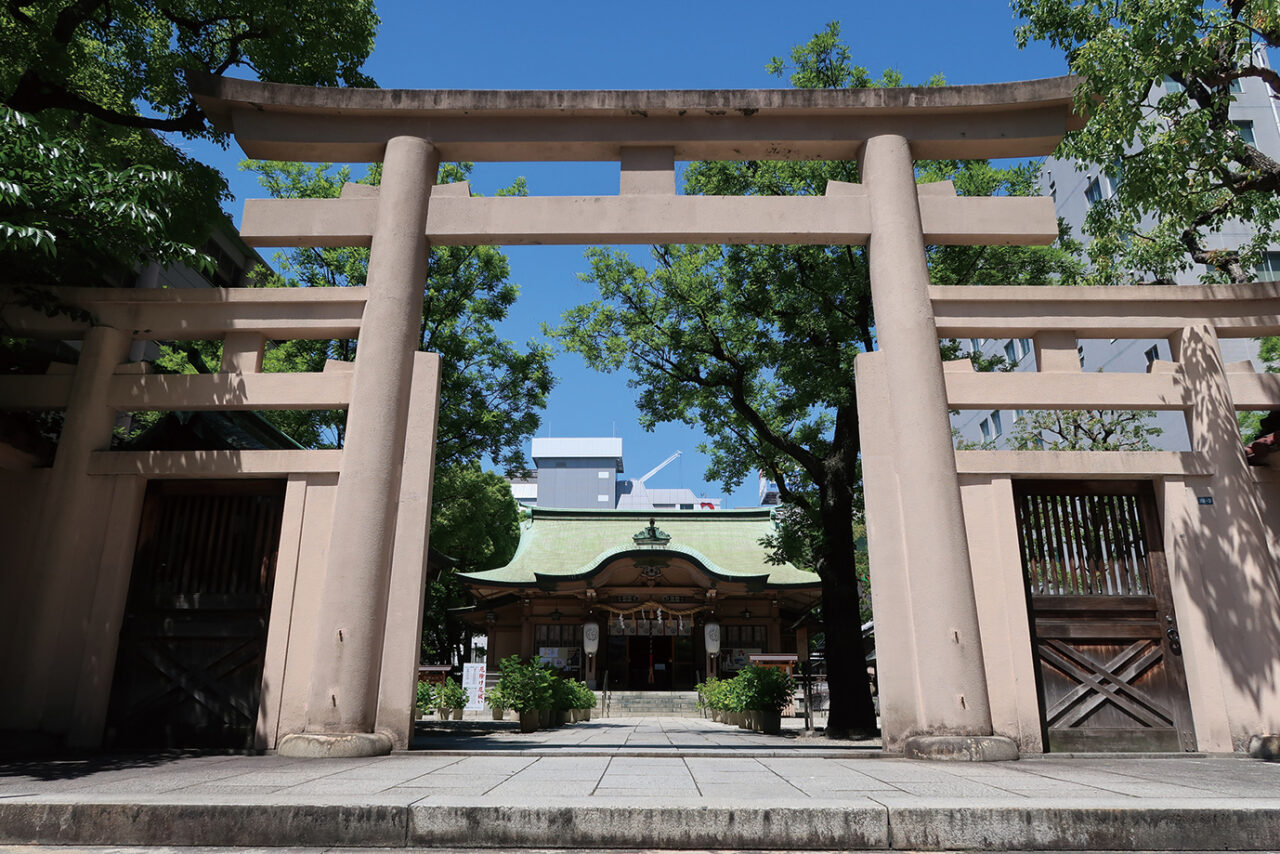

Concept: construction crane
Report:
left=636, top=450, right=682, bottom=488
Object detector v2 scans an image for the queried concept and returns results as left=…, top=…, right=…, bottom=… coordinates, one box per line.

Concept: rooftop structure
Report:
left=515, top=438, right=721, bottom=510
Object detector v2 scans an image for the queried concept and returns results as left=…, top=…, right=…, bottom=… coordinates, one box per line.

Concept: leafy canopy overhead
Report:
left=1014, top=0, right=1280, bottom=284
left=0, top=106, right=224, bottom=284
left=1, top=0, right=377, bottom=137
left=0, top=0, right=379, bottom=286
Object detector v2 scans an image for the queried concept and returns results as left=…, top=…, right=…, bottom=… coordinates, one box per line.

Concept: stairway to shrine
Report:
left=603, top=690, right=702, bottom=717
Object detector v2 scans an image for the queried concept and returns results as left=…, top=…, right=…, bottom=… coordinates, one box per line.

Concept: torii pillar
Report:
left=860, top=134, right=1017, bottom=761
left=278, top=136, right=438, bottom=757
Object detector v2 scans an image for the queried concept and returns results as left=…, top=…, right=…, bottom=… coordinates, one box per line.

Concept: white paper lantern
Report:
left=583, top=621, right=600, bottom=656
left=704, top=621, right=721, bottom=655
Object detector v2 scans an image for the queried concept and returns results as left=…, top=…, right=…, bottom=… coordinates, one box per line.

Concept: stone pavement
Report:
left=1, top=717, right=1279, bottom=851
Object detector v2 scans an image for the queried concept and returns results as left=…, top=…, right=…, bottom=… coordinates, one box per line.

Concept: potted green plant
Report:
left=487, top=684, right=509, bottom=721
left=573, top=680, right=597, bottom=721
left=438, top=677, right=468, bottom=720
left=551, top=674, right=574, bottom=726
left=415, top=680, right=435, bottom=720
left=697, top=677, right=724, bottom=722
left=495, top=655, right=553, bottom=733
left=741, top=664, right=794, bottom=735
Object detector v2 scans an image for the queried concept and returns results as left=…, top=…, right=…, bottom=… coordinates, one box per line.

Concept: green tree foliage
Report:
left=1014, top=0, right=1280, bottom=284
left=1, top=1, right=376, bottom=135
left=0, top=106, right=223, bottom=284
left=421, top=466, right=523, bottom=667
left=1008, top=409, right=1163, bottom=450
left=551, top=22, right=1082, bottom=737
left=0, top=0, right=378, bottom=284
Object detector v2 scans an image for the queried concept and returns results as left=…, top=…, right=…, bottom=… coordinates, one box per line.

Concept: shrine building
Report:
left=459, top=508, right=820, bottom=691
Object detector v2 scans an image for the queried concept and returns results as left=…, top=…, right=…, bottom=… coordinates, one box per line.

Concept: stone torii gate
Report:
left=186, top=76, right=1080, bottom=758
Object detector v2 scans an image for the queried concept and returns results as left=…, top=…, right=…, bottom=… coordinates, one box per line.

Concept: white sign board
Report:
left=462, top=663, right=487, bottom=711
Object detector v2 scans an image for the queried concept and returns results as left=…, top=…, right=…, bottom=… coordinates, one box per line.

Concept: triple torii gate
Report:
left=194, top=75, right=1081, bottom=758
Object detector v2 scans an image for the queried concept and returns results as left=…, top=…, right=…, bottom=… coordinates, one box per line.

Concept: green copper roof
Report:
left=459, top=507, right=819, bottom=588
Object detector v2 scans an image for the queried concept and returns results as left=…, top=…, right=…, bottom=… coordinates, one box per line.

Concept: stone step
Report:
left=602, top=690, right=701, bottom=717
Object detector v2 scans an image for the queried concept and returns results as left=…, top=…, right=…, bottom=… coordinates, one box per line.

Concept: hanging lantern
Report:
left=704, top=621, right=721, bottom=655
left=583, top=621, right=600, bottom=656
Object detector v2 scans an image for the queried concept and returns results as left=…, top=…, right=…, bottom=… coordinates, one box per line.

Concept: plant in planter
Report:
left=438, top=677, right=468, bottom=720
left=551, top=674, right=575, bottom=725
left=415, top=681, right=436, bottom=720
left=697, top=677, right=727, bottom=722
left=495, top=655, right=554, bottom=733
left=487, top=684, right=509, bottom=721
left=572, top=680, right=597, bottom=720
left=739, top=665, right=794, bottom=735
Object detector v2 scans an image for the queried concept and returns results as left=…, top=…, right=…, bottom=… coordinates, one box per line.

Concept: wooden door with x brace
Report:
left=1014, top=480, right=1196, bottom=752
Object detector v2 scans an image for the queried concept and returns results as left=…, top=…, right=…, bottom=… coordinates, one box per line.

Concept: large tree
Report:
left=0, top=1, right=378, bottom=284
left=1013, top=0, right=1280, bottom=285
left=552, top=23, right=1082, bottom=737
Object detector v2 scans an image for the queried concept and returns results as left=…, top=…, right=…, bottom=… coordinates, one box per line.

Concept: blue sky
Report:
left=183, top=1, right=1072, bottom=507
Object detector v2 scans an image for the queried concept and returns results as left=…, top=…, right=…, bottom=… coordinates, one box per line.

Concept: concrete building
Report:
left=952, top=47, right=1280, bottom=451
left=513, top=437, right=722, bottom=510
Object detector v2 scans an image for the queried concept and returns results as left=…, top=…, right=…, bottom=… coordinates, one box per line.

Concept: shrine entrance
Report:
left=607, top=631, right=697, bottom=691
left=10, top=73, right=1279, bottom=758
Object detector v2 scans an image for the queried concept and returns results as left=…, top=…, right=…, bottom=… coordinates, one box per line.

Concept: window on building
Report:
left=680, top=503, right=694, bottom=510
left=1145, top=345, right=1160, bottom=366
left=1019, top=338, right=1033, bottom=359
left=1163, top=75, right=1184, bottom=93
left=597, top=494, right=611, bottom=503
left=990, top=410, right=1004, bottom=437
left=1233, top=120, right=1256, bottom=145
left=1048, top=179, right=1057, bottom=202
left=598, top=471, right=610, bottom=479
left=1106, top=157, right=1124, bottom=188
left=1230, top=78, right=1244, bottom=94
left=1085, top=176, right=1105, bottom=205
left=1015, top=409, right=1026, bottom=421
left=1257, top=251, right=1280, bottom=281
left=970, top=338, right=984, bottom=353
left=535, top=624, right=584, bottom=645
left=980, top=419, right=992, bottom=441
left=1004, top=341, right=1018, bottom=363
left=724, top=625, right=767, bottom=646
left=1077, top=344, right=1086, bottom=368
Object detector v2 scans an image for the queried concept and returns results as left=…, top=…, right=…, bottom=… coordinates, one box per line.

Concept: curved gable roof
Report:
left=459, top=507, right=818, bottom=588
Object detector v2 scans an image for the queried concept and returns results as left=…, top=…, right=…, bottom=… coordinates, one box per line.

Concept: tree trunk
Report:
left=815, top=453, right=878, bottom=738
left=816, top=536, right=878, bottom=738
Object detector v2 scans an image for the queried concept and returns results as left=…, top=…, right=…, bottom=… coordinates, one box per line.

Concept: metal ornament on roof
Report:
left=632, top=517, right=672, bottom=546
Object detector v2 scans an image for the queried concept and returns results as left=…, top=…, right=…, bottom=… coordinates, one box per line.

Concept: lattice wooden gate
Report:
left=105, top=480, right=285, bottom=749
left=1014, top=480, right=1195, bottom=752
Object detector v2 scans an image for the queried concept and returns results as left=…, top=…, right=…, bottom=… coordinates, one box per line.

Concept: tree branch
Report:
left=6, top=72, right=207, bottom=133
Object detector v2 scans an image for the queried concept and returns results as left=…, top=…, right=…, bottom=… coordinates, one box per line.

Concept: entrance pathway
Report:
left=410, top=713, right=875, bottom=755
left=1, top=717, right=1278, bottom=850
